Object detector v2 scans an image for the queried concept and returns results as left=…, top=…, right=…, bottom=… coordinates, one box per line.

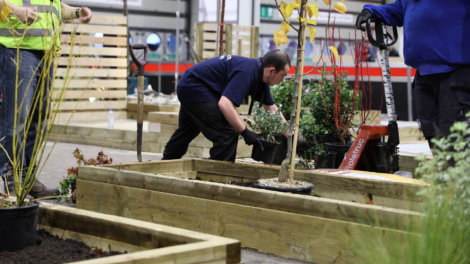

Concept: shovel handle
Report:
left=366, top=18, right=398, bottom=50
left=129, top=44, right=148, bottom=76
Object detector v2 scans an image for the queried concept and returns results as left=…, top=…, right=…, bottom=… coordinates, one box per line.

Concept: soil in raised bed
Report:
left=0, top=230, right=123, bottom=264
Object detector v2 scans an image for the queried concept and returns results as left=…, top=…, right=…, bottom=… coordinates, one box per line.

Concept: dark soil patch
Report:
left=0, top=230, right=123, bottom=264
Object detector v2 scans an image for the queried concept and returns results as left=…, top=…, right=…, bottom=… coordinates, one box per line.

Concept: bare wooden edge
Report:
left=103, top=159, right=196, bottom=173
left=78, top=166, right=421, bottom=231
left=77, top=180, right=412, bottom=264
left=97, top=158, right=423, bottom=210
left=39, top=203, right=240, bottom=264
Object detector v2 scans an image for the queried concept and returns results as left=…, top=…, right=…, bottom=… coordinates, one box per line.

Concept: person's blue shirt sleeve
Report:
left=263, top=83, right=274, bottom=106
left=222, top=71, right=253, bottom=107
left=364, top=0, right=404, bottom=27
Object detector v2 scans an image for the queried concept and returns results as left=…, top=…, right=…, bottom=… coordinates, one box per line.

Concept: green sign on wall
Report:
left=148, top=53, right=161, bottom=59
left=260, top=5, right=274, bottom=19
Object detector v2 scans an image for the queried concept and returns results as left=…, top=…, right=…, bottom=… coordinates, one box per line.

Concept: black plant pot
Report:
left=251, top=139, right=281, bottom=164
left=253, top=183, right=315, bottom=195
left=325, top=143, right=352, bottom=169
left=315, top=134, right=352, bottom=144
left=0, top=202, right=39, bottom=252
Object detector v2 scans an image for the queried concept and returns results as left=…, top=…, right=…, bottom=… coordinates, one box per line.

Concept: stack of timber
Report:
left=127, top=100, right=180, bottom=121
left=147, top=111, right=253, bottom=158
left=50, top=119, right=252, bottom=159
left=195, top=23, right=259, bottom=61
left=54, top=15, right=128, bottom=122
left=77, top=158, right=426, bottom=263
left=39, top=203, right=240, bottom=263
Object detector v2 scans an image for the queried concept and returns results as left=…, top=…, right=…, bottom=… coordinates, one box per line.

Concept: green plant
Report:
left=271, top=79, right=312, bottom=122
left=57, top=148, right=113, bottom=202
left=353, top=117, right=470, bottom=264
left=308, top=71, right=361, bottom=144
left=247, top=106, right=288, bottom=143
left=0, top=9, right=78, bottom=207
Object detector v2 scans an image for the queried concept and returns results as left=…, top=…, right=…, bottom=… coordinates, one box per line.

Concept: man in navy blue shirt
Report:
left=162, top=50, right=291, bottom=162
left=357, top=1, right=470, bottom=149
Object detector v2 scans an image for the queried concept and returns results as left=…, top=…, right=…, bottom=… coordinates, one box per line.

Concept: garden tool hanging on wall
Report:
left=129, top=44, right=148, bottom=162
left=339, top=19, right=401, bottom=174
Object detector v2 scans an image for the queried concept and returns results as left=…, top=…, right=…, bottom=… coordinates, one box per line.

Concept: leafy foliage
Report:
left=271, top=79, right=312, bottom=122
left=57, top=148, right=113, bottom=202
left=308, top=71, right=360, bottom=142
left=248, top=107, right=288, bottom=143
left=354, top=117, right=470, bottom=264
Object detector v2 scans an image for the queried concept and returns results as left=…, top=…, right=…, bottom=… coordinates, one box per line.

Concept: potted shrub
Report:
left=0, top=8, right=75, bottom=251
left=307, top=70, right=361, bottom=168
left=247, top=107, right=289, bottom=164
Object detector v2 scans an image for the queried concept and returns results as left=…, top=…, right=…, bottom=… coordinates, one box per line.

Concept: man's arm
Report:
left=363, top=0, right=404, bottom=26
left=219, top=96, right=246, bottom=133
left=263, top=103, right=289, bottom=137
left=61, top=2, right=92, bottom=23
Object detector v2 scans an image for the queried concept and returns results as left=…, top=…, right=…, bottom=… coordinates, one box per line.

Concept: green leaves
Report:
left=248, top=107, right=288, bottom=143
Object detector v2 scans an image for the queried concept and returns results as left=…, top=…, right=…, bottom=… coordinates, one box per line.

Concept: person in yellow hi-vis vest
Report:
left=0, top=1, right=92, bottom=198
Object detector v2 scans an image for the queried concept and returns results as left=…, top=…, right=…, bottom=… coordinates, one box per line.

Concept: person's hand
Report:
left=12, top=5, right=39, bottom=25
left=240, top=128, right=264, bottom=151
left=356, top=9, right=372, bottom=31
left=78, top=6, right=92, bottom=23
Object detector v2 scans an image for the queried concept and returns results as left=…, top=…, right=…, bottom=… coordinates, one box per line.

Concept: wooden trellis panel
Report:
left=54, top=15, right=128, bottom=122
left=195, top=23, right=259, bottom=62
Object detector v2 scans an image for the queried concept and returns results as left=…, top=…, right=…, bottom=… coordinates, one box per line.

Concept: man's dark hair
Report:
left=262, top=50, right=291, bottom=72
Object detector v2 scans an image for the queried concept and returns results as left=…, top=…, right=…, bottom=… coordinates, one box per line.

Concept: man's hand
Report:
left=240, top=128, right=264, bottom=151
left=356, top=9, right=372, bottom=31
left=11, top=5, right=39, bottom=25
left=78, top=7, right=92, bottom=23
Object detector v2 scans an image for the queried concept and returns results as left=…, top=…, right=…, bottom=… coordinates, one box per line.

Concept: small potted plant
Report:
left=246, top=106, right=289, bottom=164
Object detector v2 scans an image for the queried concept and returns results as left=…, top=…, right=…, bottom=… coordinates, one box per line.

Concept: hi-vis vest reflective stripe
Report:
left=0, top=0, right=61, bottom=50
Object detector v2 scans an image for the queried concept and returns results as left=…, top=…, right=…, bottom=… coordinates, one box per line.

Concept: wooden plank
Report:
left=58, top=100, right=126, bottom=111
left=127, top=102, right=180, bottom=113
left=57, top=57, right=127, bottom=67
left=61, top=46, right=127, bottom=56
left=195, top=23, right=204, bottom=62
left=224, top=24, right=232, bottom=56
left=89, top=15, right=127, bottom=25
left=161, top=171, right=198, bottom=179
left=202, top=23, right=218, bottom=31
left=54, top=79, right=127, bottom=89
left=193, top=160, right=423, bottom=210
left=250, top=27, right=259, bottom=58
left=63, top=24, right=127, bottom=35
left=77, top=180, right=410, bottom=264
left=56, top=68, right=127, bottom=78
left=148, top=112, right=179, bottom=124
left=53, top=90, right=127, bottom=99
left=232, top=25, right=253, bottom=33
left=61, top=35, right=127, bottom=46
left=203, top=32, right=218, bottom=41
left=104, top=159, right=195, bottom=173
left=48, top=132, right=161, bottom=153
left=79, top=166, right=420, bottom=231
left=53, top=110, right=127, bottom=122
left=229, top=35, right=251, bottom=41
left=203, top=51, right=217, bottom=59
left=39, top=203, right=241, bottom=264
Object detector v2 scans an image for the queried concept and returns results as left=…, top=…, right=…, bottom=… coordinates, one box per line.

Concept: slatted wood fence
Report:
left=195, top=23, right=259, bottom=61
left=53, top=15, right=128, bottom=122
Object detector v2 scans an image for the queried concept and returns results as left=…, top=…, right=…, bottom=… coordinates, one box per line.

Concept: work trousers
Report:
left=0, top=45, right=51, bottom=186
left=414, top=66, right=470, bottom=146
left=162, top=100, right=239, bottom=162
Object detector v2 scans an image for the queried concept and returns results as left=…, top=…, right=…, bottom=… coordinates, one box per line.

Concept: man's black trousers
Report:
left=162, top=100, right=239, bottom=162
left=414, top=66, right=470, bottom=142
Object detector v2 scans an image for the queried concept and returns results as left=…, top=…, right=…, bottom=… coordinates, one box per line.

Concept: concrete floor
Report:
left=0, top=141, right=311, bottom=264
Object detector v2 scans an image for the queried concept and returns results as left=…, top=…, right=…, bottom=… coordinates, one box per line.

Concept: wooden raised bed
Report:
left=38, top=203, right=240, bottom=263
left=127, top=101, right=180, bottom=121
left=76, top=159, right=425, bottom=263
